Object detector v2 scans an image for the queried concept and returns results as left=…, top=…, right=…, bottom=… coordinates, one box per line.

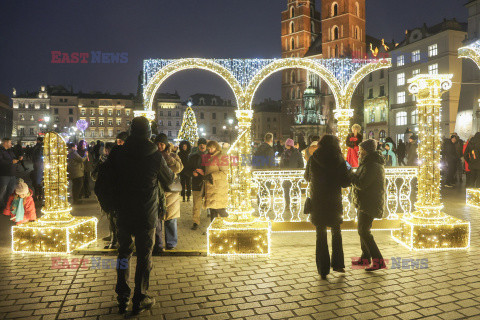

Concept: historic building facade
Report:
left=252, top=99, right=285, bottom=144
left=0, top=94, right=12, bottom=140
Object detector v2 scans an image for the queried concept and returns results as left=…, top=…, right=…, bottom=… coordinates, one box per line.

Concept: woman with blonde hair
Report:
left=346, top=124, right=363, bottom=167
left=201, top=140, right=229, bottom=220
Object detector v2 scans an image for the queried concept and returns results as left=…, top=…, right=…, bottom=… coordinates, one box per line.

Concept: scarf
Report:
left=11, top=197, right=25, bottom=223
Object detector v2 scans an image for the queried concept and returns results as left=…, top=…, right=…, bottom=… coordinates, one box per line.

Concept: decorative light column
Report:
left=334, top=107, right=354, bottom=158
left=207, top=109, right=271, bottom=256
left=12, top=132, right=97, bottom=253
left=392, top=74, right=470, bottom=250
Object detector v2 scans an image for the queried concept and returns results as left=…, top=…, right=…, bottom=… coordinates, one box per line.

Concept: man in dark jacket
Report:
left=443, top=135, right=460, bottom=187
left=465, top=132, right=480, bottom=187
left=13, top=141, right=27, bottom=171
left=187, top=138, right=207, bottom=230
left=0, top=138, right=20, bottom=211
left=253, top=133, right=275, bottom=168
left=397, top=139, right=406, bottom=166
left=406, top=136, right=418, bottom=166
left=350, top=139, right=386, bottom=272
left=108, top=117, right=174, bottom=315
left=178, top=140, right=192, bottom=202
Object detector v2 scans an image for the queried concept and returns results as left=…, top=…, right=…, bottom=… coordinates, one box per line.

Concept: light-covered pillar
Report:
left=392, top=74, right=470, bottom=250
left=334, top=107, right=354, bottom=158
left=207, top=108, right=271, bottom=256
left=12, top=132, right=97, bottom=253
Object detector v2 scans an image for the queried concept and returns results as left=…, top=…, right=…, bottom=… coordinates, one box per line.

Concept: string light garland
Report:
left=143, top=57, right=392, bottom=256
left=466, top=188, right=480, bottom=209
left=12, top=132, right=97, bottom=254
left=392, top=74, right=470, bottom=251
left=177, top=106, right=199, bottom=145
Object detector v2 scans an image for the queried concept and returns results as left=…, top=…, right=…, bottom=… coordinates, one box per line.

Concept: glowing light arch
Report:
left=458, top=40, right=480, bottom=70
left=143, top=58, right=244, bottom=112
left=244, top=58, right=342, bottom=109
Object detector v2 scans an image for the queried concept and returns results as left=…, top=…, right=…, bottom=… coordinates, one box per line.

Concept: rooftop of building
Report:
left=394, top=18, right=467, bottom=49
left=253, top=98, right=282, bottom=113
left=13, top=85, right=135, bottom=100
left=187, top=93, right=234, bottom=107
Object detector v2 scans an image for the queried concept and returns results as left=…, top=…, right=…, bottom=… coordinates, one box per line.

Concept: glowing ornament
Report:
left=12, top=132, right=97, bottom=254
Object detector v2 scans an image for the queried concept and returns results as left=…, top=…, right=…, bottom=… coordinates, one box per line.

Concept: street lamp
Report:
left=228, top=118, right=233, bottom=125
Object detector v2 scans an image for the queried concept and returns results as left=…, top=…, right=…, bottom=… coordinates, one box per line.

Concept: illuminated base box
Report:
left=207, top=218, right=271, bottom=256
left=466, top=188, right=480, bottom=209
left=272, top=219, right=401, bottom=232
left=12, top=217, right=98, bottom=254
left=391, top=215, right=470, bottom=251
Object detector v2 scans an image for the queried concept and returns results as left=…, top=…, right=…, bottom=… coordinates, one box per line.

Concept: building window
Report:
left=355, top=1, right=360, bottom=16
left=397, top=55, right=405, bottom=67
left=168, top=111, right=171, bottom=117
left=19, top=128, right=25, bottom=136
left=69, top=117, right=73, bottom=123
left=212, top=113, right=216, bottom=120
left=380, top=107, right=386, bottom=121
left=108, top=129, right=113, bottom=137
left=333, top=26, right=339, bottom=40
left=29, top=128, right=34, bottom=135
left=332, top=3, right=338, bottom=16
left=368, top=73, right=373, bottom=82
left=19, top=114, right=25, bottom=121
left=213, top=127, right=216, bottom=134
left=379, top=85, right=385, bottom=97
left=396, top=111, right=407, bottom=125
left=55, top=116, right=59, bottom=122
left=91, top=109, right=95, bottom=115
left=160, top=111, right=163, bottom=116
left=397, top=92, right=406, bottom=104
left=355, top=26, right=360, bottom=40
left=81, top=109, right=86, bottom=116
left=54, top=108, right=59, bottom=115
left=29, top=103, right=34, bottom=109
left=68, top=108, right=73, bottom=115
left=224, top=113, right=227, bottom=119
left=100, top=129, right=104, bottom=137
left=291, top=38, right=295, bottom=50
left=168, top=121, right=171, bottom=126
left=290, top=21, right=295, bottom=34
left=99, top=119, right=104, bottom=126
left=99, top=109, right=104, bottom=115
left=107, top=109, right=112, bottom=116
left=168, top=131, right=172, bottom=137
left=90, top=119, right=95, bottom=126
left=199, top=98, right=205, bottom=105
left=40, top=103, right=46, bottom=109
left=176, top=121, right=180, bottom=126
left=126, top=120, right=131, bottom=126
left=397, top=73, right=405, bottom=86
left=126, top=110, right=130, bottom=116
left=413, top=69, right=420, bottom=76
left=30, top=115, right=34, bottom=121
left=369, top=109, right=375, bottom=123
left=117, top=119, right=121, bottom=125
left=117, top=110, right=121, bottom=116
left=412, top=50, right=420, bottom=63
left=368, top=88, right=373, bottom=99
left=428, top=44, right=438, bottom=57
left=200, top=112, right=204, bottom=119
left=380, top=69, right=384, bottom=79
left=176, top=111, right=179, bottom=117
left=108, top=119, right=113, bottom=126
left=411, top=110, right=418, bottom=125
left=428, top=63, right=438, bottom=75
left=290, top=6, right=295, bottom=18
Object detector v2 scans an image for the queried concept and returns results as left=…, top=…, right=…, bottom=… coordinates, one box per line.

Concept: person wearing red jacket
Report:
left=346, top=124, right=363, bottom=168
left=2, top=179, right=36, bottom=225
left=464, top=138, right=472, bottom=187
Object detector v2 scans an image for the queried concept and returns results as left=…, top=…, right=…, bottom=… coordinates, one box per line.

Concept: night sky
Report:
left=0, top=0, right=468, bottom=104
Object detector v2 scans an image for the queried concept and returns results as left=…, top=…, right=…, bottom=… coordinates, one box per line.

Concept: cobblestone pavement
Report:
left=0, top=165, right=479, bottom=319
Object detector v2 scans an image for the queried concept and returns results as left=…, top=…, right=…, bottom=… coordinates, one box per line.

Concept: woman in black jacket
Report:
left=178, top=140, right=192, bottom=202
left=305, top=135, right=350, bottom=279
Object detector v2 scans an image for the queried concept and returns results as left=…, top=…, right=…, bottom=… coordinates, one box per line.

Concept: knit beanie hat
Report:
left=130, top=117, right=152, bottom=140
left=154, top=133, right=169, bottom=146
left=285, top=138, right=295, bottom=147
left=359, top=139, right=377, bottom=154
left=15, top=179, right=29, bottom=197
left=197, top=138, right=207, bottom=146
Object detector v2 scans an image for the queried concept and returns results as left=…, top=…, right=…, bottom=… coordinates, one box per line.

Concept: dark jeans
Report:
left=398, top=157, right=406, bottom=166
left=316, top=225, right=345, bottom=276
left=446, top=159, right=458, bottom=185
left=154, top=219, right=178, bottom=249
left=116, top=225, right=155, bottom=304
left=71, top=177, right=84, bottom=202
left=82, top=173, right=91, bottom=198
left=106, top=211, right=118, bottom=246
left=210, top=208, right=228, bottom=221
left=180, top=174, right=191, bottom=198
left=357, top=212, right=384, bottom=265
left=0, top=176, right=16, bottom=211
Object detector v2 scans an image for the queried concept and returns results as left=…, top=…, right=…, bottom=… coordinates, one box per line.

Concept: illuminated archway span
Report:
left=143, top=58, right=244, bottom=112
left=342, top=59, right=391, bottom=108
left=244, top=58, right=342, bottom=109
left=459, top=44, right=480, bottom=70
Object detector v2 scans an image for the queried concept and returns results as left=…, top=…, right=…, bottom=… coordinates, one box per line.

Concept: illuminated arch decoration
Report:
left=143, top=57, right=391, bottom=256
left=458, top=39, right=480, bottom=70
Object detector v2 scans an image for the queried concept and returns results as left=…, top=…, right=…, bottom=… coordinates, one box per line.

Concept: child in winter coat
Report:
left=2, top=179, right=36, bottom=224
left=382, top=142, right=397, bottom=166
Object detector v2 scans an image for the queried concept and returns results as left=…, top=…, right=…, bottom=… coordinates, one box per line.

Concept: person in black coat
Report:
left=253, top=133, right=276, bottom=168
left=397, top=139, right=406, bottom=166
left=187, top=138, right=208, bottom=230
left=108, top=117, right=174, bottom=315
left=350, top=139, right=387, bottom=272
left=31, top=137, right=44, bottom=202
left=443, top=135, right=460, bottom=187
left=305, top=135, right=350, bottom=279
left=0, top=138, right=21, bottom=212
left=13, top=141, right=27, bottom=171
left=178, top=140, right=192, bottom=202
left=465, top=132, right=480, bottom=187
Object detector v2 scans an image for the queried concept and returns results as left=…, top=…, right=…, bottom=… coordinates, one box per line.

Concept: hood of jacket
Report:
left=257, top=142, right=273, bottom=154
left=361, top=150, right=386, bottom=166
left=311, top=146, right=343, bottom=169
left=470, top=132, right=480, bottom=149
left=383, top=142, right=395, bottom=156
left=124, top=135, right=158, bottom=158
left=178, top=140, right=192, bottom=154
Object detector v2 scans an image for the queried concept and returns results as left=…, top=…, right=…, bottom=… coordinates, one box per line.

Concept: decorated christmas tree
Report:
left=177, top=106, right=199, bottom=145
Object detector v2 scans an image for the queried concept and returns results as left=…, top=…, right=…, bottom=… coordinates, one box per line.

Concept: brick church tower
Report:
left=281, top=0, right=322, bottom=129
left=321, top=0, right=366, bottom=58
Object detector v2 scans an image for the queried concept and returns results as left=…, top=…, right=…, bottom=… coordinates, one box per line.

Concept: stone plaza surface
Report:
left=0, top=167, right=479, bottom=319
